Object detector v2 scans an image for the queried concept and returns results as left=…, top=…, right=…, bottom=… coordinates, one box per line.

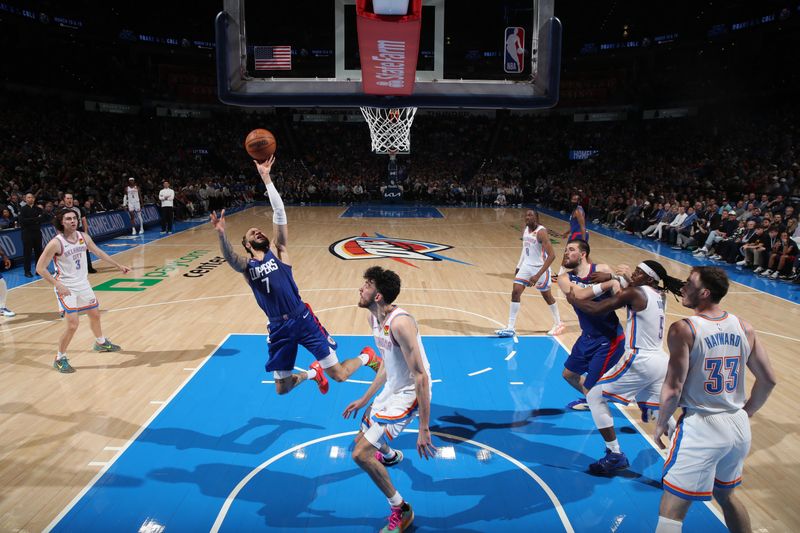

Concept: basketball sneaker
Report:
left=589, top=448, right=629, bottom=475
left=309, top=361, right=329, bottom=395
left=380, top=502, right=414, bottom=533
left=495, top=327, right=516, bottom=338
left=362, top=346, right=383, bottom=373
left=566, top=398, right=590, bottom=411
left=131, top=228, right=137, bottom=235
left=53, top=357, right=76, bottom=373
left=93, top=339, right=121, bottom=352
left=639, top=404, right=656, bottom=423
left=375, top=449, right=404, bottom=467
left=1, top=307, right=16, bottom=317
left=547, top=323, right=566, bottom=336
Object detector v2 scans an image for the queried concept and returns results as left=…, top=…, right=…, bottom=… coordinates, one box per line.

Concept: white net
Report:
left=359, top=107, right=418, bottom=154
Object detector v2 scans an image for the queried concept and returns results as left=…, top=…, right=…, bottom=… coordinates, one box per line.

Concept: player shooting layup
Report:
left=212, top=156, right=382, bottom=396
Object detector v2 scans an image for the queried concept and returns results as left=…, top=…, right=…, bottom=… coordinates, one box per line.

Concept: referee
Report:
left=159, top=180, right=175, bottom=234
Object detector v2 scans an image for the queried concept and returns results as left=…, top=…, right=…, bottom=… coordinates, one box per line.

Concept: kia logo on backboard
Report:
left=329, top=233, right=470, bottom=268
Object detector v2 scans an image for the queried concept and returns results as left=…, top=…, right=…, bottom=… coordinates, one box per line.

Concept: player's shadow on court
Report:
left=146, top=463, right=368, bottom=529
left=78, top=344, right=235, bottom=369
left=139, top=417, right=324, bottom=453
left=432, top=405, right=588, bottom=439
left=417, top=318, right=497, bottom=336
left=0, top=312, right=62, bottom=328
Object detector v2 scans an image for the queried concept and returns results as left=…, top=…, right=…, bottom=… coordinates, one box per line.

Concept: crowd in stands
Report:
left=2, top=92, right=798, bottom=283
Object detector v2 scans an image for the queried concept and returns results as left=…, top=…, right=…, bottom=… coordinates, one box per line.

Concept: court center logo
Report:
left=329, top=232, right=470, bottom=268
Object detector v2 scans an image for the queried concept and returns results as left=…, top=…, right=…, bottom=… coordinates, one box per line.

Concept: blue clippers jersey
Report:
left=568, top=264, right=622, bottom=338
left=245, top=250, right=303, bottom=319
left=569, top=206, right=585, bottom=237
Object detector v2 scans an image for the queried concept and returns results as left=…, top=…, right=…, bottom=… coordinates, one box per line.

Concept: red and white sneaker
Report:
left=309, top=361, right=329, bottom=395
left=362, top=346, right=383, bottom=373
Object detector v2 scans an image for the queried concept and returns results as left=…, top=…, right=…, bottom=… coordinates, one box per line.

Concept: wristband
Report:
left=592, top=284, right=604, bottom=297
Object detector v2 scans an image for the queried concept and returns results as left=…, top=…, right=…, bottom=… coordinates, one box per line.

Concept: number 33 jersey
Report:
left=681, top=312, right=751, bottom=414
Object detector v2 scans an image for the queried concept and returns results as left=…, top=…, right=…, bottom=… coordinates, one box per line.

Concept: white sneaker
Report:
left=753, top=267, right=764, bottom=274
left=547, top=323, right=566, bottom=336
left=693, top=248, right=707, bottom=256
left=710, top=254, right=722, bottom=260
left=495, top=328, right=516, bottom=338
left=736, top=260, right=747, bottom=266
left=1, top=307, right=16, bottom=317
left=770, top=271, right=779, bottom=279
left=132, top=228, right=137, bottom=235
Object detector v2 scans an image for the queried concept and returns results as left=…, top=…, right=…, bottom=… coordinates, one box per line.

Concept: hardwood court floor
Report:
left=0, top=206, right=797, bottom=532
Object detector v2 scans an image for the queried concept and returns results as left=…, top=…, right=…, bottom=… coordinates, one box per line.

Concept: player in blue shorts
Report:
left=556, top=239, right=624, bottom=411
left=212, top=156, right=381, bottom=396
left=562, top=193, right=589, bottom=242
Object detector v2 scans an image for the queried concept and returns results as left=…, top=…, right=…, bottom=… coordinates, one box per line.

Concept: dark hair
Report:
left=364, top=266, right=401, bottom=304
left=568, top=238, right=590, bottom=257
left=691, top=266, right=729, bottom=303
left=53, top=208, right=77, bottom=232
left=642, top=260, right=684, bottom=299
left=241, top=233, right=270, bottom=258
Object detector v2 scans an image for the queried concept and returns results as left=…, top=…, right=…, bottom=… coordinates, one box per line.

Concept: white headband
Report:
left=638, top=262, right=661, bottom=282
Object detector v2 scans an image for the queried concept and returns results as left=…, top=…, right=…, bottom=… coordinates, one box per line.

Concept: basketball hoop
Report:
left=360, top=106, right=418, bottom=155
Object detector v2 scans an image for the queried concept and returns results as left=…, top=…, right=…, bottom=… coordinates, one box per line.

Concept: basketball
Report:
left=244, top=128, right=276, bottom=162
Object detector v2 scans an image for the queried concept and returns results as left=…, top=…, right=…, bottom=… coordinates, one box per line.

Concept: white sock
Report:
left=305, top=369, right=316, bottom=380
left=548, top=302, right=560, bottom=325
left=667, top=416, right=677, bottom=437
left=606, top=438, right=621, bottom=454
left=96, top=337, right=106, bottom=344
left=0, top=278, right=7, bottom=308
left=358, top=353, right=370, bottom=365
left=655, top=516, right=682, bottom=533
left=57, top=351, right=67, bottom=360
left=507, top=302, right=521, bottom=329
left=383, top=448, right=397, bottom=460
left=388, top=491, right=403, bottom=507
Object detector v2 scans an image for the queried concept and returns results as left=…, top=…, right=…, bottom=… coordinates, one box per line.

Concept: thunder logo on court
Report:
left=329, top=232, right=470, bottom=267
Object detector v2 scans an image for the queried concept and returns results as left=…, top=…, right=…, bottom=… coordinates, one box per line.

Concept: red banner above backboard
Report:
left=356, top=0, right=422, bottom=96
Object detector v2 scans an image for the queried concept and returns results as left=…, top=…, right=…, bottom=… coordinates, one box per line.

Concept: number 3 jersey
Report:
left=53, top=232, right=90, bottom=288
left=681, top=312, right=751, bottom=414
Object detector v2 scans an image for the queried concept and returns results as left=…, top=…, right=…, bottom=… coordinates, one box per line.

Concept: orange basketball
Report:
left=244, top=128, right=277, bottom=162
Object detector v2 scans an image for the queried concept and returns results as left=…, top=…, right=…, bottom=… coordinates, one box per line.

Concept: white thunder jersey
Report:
left=625, top=285, right=667, bottom=352
left=518, top=225, right=547, bottom=268
left=54, top=232, right=90, bottom=288
left=371, top=307, right=432, bottom=398
left=126, top=186, right=140, bottom=207
left=682, top=312, right=751, bottom=414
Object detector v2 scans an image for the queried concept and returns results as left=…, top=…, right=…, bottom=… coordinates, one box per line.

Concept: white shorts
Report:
left=597, top=348, right=667, bottom=409
left=514, top=265, right=552, bottom=291
left=128, top=203, right=141, bottom=212
left=360, top=389, right=419, bottom=448
left=662, top=408, right=751, bottom=501
left=56, top=285, right=99, bottom=314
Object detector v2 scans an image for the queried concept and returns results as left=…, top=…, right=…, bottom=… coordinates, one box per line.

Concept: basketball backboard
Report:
left=216, top=0, right=560, bottom=109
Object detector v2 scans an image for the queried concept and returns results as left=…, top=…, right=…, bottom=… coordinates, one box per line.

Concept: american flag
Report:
left=254, top=45, right=292, bottom=70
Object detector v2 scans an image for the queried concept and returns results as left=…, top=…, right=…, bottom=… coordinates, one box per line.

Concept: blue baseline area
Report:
left=341, top=204, right=444, bottom=218
left=536, top=206, right=800, bottom=304
left=51, top=335, right=725, bottom=533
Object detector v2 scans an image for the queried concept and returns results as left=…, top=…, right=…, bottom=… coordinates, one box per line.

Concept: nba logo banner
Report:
left=504, top=27, right=525, bottom=74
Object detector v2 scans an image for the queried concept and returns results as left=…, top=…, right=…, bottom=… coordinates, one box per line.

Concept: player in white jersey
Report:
left=566, top=260, right=684, bottom=474
left=343, top=266, right=435, bottom=533
left=653, top=267, right=776, bottom=533
left=123, top=177, right=144, bottom=235
left=496, top=209, right=564, bottom=337
left=36, top=209, right=131, bottom=373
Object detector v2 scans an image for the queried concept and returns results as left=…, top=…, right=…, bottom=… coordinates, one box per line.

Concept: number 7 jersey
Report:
left=681, top=312, right=751, bottom=413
